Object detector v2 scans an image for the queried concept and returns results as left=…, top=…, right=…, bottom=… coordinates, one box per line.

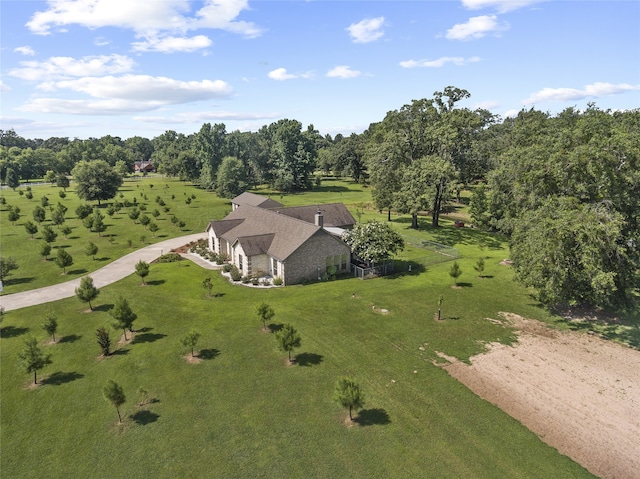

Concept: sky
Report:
left=1, top=0, right=639, bottom=141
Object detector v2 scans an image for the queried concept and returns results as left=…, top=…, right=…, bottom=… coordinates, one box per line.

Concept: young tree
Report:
left=437, top=294, right=444, bottom=321
left=24, top=221, right=38, bottom=239
left=148, top=222, right=159, bottom=237
left=202, top=277, right=213, bottom=298
left=0, top=257, right=19, bottom=281
left=75, top=204, right=92, bottom=219
left=18, top=336, right=52, bottom=385
left=128, top=208, right=140, bottom=223
left=32, top=205, right=46, bottom=224
left=39, top=242, right=52, bottom=260
left=85, top=242, right=98, bottom=260
left=139, top=214, right=151, bottom=228
left=275, top=323, right=301, bottom=363
left=91, top=209, right=106, bottom=236
left=51, top=208, right=65, bottom=227
left=75, top=275, right=99, bottom=310
left=96, top=327, right=111, bottom=356
left=135, top=260, right=149, bottom=285
left=71, top=160, right=123, bottom=206
left=474, top=257, right=485, bottom=278
left=41, top=312, right=58, bottom=342
left=256, top=302, right=275, bottom=330
left=25, top=190, right=34, bottom=200
left=103, top=380, right=126, bottom=424
left=60, top=224, right=72, bottom=238
left=55, top=248, right=73, bottom=274
left=110, top=296, right=137, bottom=340
left=449, top=261, right=462, bottom=286
left=56, top=174, right=70, bottom=191
left=180, top=330, right=201, bottom=357
left=8, top=208, right=20, bottom=225
left=333, top=377, right=365, bottom=421
left=41, top=225, right=58, bottom=244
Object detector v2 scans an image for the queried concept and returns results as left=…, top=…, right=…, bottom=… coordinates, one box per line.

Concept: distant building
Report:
left=134, top=161, right=155, bottom=173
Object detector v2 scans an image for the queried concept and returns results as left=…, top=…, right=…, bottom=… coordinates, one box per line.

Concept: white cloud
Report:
left=20, top=75, right=233, bottom=114
left=346, top=17, right=385, bottom=44
left=27, top=0, right=262, bottom=40
left=462, top=0, right=544, bottom=13
left=267, top=68, right=313, bottom=81
left=400, top=56, right=480, bottom=68
left=9, top=54, right=135, bottom=81
left=326, top=65, right=361, bottom=79
left=0, top=80, right=11, bottom=92
left=14, top=46, right=36, bottom=56
left=474, top=100, right=500, bottom=110
left=446, top=15, right=508, bottom=40
left=523, top=82, right=640, bottom=103
left=132, top=35, right=212, bottom=53
left=503, top=109, right=520, bottom=118
left=134, top=110, right=281, bottom=124
left=93, top=36, right=110, bottom=46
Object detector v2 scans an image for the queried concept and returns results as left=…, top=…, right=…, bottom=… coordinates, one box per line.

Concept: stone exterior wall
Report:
left=282, top=231, right=350, bottom=285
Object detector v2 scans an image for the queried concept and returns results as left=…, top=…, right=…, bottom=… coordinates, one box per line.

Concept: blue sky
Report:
left=1, top=0, right=639, bottom=140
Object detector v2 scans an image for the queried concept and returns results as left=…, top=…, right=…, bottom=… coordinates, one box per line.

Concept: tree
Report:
left=7, top=208, right=20, bottom=225
left=180, top=330, right=201, bottom=357
left=41, top=225, right=58, bottom=244
left=216, top=156, right=248, bottom=198
left=91, top=208, right=106, bottom=236
left=75, top=276, right=99, bottom=310
left=39, top=242, right=52, bottom=260
left=5, top=167, right=19, bottom=190
left=55, top=248, right=73, bottom=274
left=75, top=204, right=92, bottom=219
left=437, top=295, right=444, bottom=321
left=103, top=380, right=126, bottom=424
left=96, top=327, right=111, bottom=356
left=71, top=160, right=123, bottom=206
left=55, top=174, right=70, bottom=191
left=0, top=256, right=19, bottom=281
left=148, top=222, right=159, bottom=237
left=139, top=214, right=151, bottom=228
left=60, top=224, right=72, bottom=238
left=24, top=221, right=38, bottom=239
left=333, top=377, right=365, bottom=421
left=341, top=221, right=404, bottom=265
left=449, top=261, right=462, bottom=286
left=474, top=258, right=485, bottom=278
left=135, top=260, right=149, bottom=285
left=42, top=312, right=58, bottom=342
left=469, top=184, right=490, bottom=227
left=18, top=336, right=52, bottom=385
left=128, top=208, right=140, bottom=223
left=202, top=277, right=213, bottom=298
left=110, top=296, right=137, bottom=340
left=275, top=323, right=301, bottom=363
left=51, top=208, right=65, bottom=227
left=32, top=205, right=46, bottom=224
left=85, top=242, right=98, bottom=260
left=256, top=302, right=275, bottom=330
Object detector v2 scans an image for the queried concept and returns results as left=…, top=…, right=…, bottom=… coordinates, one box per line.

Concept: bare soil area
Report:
left=437, top=312, right=640, bottom=479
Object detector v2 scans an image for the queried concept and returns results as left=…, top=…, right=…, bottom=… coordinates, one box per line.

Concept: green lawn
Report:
left=1, top=236, right=594, bottom=478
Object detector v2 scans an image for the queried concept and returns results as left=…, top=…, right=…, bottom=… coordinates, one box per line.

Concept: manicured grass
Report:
left=1, top=245, right=594, bottom=478
left=0, top=177, right=230, bottom=294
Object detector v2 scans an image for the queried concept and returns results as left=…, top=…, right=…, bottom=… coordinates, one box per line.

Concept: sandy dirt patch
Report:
left=437, top=312, right=640, bottom=479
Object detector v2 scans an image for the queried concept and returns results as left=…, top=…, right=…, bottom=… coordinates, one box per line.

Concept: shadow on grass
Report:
left=110, top=348, right=130, bottom=356
left=146, top=279, right=166, bottom=286
left=0, top=326, right=30, bottom=338
left=3, top=277, right=35, bottom=286
left=295, top=352, right=324, bottom=366
left=58, top=334, right=82, bottom=344
left=268, top=323, right=284, bottom=333
left=133, top=332, right=167, bottom=344
left=93, top=303, right=113, bottom=313
left=355, top=408, right=391, bottom=426
left=95, top=257, right=110, bottom=262
left=67, top=269, right=88, bottom=275
left=42, top=371, right=84, bottom=386
left=131, top=410, right=160, bottom=426
left=198, top=348, right=220, bottom=360
left=455, top=282, right=473, bottom=288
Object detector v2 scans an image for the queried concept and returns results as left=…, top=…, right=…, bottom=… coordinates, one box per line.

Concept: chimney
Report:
left=315, top=209, right=324, bottom=228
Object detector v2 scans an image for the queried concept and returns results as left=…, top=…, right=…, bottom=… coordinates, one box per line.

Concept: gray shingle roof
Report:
left=272, top=203, right=356, bottom=228
left=231, top=192, right=283, bottom=209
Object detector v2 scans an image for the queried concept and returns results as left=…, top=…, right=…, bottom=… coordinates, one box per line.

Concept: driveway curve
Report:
left=0, top=233, right=206, bottom=312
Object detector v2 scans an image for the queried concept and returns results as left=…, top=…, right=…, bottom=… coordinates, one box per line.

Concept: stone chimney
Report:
left=315, top=209, right=324, bottom=228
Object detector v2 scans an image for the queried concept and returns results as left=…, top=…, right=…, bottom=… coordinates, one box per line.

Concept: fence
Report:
left=352, top=260, right=395, bottom=279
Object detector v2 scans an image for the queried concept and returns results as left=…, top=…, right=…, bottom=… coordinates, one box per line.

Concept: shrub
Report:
left=251, top=277, right=260, bottom=286
left=241, top=276, right=251, bottom=284
left=222, top=263, right=232, bottom=273
left=217, top=252, right=228, bottom=265
left=261, top=279, right=271, bottom=287
left=230, top=265, right=242, bottom=281
left=156, top=253, right=183, bottom=263
left=273, top=277, right=283, bottom=286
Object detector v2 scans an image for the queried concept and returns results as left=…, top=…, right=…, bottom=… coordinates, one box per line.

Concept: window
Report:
left=326, top=256, right=332, bottom=267
left=341, top=253, right=348, bottom=270
left=272, top=258, right=278, bottom=276
left=238, top=254, right=243, bottom=271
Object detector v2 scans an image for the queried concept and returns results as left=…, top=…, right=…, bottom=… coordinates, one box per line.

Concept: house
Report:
left=231, top=191, right=283, bottom=210
left=206, top=200, right=355, bottom=285
left=134, top=161, right=155, bottom=173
